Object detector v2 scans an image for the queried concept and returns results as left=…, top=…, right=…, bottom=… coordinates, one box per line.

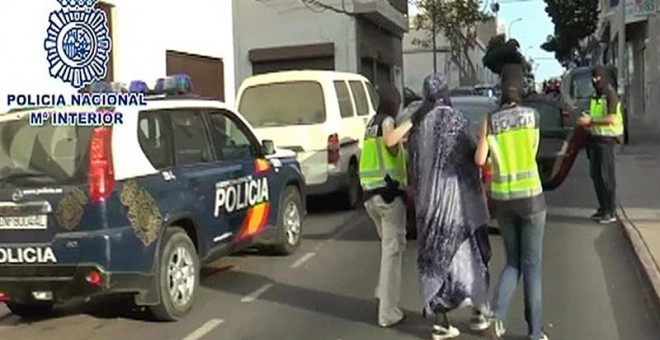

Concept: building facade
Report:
left=402, top=17, right=499, bottom=95
left=0, top=0, right=236, bottom=112
left=232, top=0, right=408, bottom=93
left=594, top=0, right=659, bottom=132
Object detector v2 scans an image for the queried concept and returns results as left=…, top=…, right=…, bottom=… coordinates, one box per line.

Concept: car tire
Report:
left=341, top=162, right=362, bottom=210
left=5, top=302, right=53, bottom=318
left=272, top=186, right=303, bottom=255
left=149, top=226, right=200, bottom=321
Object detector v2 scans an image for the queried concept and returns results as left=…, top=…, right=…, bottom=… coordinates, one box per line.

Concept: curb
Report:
left=616, top=205, right=660, bottom=311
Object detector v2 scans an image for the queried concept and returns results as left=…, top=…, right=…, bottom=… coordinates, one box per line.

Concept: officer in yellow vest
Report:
left=578, top=65, right=623, bottom=224
left=359, top=86, right=412, bottom=328
left=475, top=64, right=549, bottom=340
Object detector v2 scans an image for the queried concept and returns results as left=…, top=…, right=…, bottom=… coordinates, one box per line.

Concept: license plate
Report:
left=0, top=215, right=48, bottom=230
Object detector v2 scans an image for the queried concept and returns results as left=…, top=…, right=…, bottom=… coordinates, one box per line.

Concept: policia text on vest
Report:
left=486, top=107, right=543, bottom=201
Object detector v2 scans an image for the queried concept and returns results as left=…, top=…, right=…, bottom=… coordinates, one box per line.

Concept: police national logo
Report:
left=57, top=0, right=99, bottom=7
left=44, top=8, right=112, bottom=88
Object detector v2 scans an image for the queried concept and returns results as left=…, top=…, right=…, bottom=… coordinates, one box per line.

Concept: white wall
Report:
left=233, top=0, right=358, bottom=89
left=0, top=0, right=235, bottom=112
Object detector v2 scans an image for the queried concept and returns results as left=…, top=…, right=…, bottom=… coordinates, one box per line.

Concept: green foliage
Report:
left=542, top=0, right=599, bottom=63
left=482, top=34, right=526, bottom=75
left=411, top=0, right=491, bottom=84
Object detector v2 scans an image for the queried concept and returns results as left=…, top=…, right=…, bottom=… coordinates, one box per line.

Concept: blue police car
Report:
left=0, top=75, right=306, bottom=320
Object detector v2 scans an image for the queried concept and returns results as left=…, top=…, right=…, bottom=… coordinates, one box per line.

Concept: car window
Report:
left=238, top=81, right=326, bottom=127
left=365, top=81, right=379, bottom=111
left=0, top=114, right=92, bottom=183
left=349, top=81, right=370, bottom=116
left=207, top=110, right=257, bottom=161
left=138, top=111, right=174, bottom=169
left=334, top=80, right=355, bottom=118
left=169, top=110, right=213, bottom=166
left=523, top=101, right=563, bottom=129
left=570, top=71, right=594, bottom=99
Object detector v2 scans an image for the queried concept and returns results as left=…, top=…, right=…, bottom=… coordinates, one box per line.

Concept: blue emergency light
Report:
left=89, top=81, right=114, bottom=93
left=154, top=74, right=193, bottom=94
left=129, top=80, right=149, bottom=93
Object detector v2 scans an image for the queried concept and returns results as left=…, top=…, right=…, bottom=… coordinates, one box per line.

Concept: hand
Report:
left=578, top=113, right=591, bottom=126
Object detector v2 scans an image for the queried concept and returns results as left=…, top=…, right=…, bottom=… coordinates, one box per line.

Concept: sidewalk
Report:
left=615, top=121, right=660, bottom=311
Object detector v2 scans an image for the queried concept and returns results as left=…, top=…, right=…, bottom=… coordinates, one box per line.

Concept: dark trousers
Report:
left=587, top=139, right=617, bottom=214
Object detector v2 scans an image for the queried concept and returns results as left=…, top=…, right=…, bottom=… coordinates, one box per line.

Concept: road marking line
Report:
left=291, top=252, right=316, bottom=268
left=241, top=283, right=274, bottom=303
left=181, top=318, right=224, bottom=340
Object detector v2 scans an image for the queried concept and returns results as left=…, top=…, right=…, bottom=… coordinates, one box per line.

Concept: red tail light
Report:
left=86, top=270, right=102, bottom=286
left=327, top=133, right=340, bottom=165
left=0, top=292, right=7, bottom=302
left=88, top=125, right=115, bottom=204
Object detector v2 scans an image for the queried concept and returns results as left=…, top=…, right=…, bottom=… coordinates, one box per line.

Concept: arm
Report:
left=474, top=118, right=489, bottom=167
left=382, top=117, right=413, bottom=148
left=582, top=91, right=619, bottom=126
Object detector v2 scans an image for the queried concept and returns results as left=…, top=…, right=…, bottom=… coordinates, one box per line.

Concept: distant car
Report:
left=402, top=95, right=579, bottom=239
left=474, top=84, right=498, bottom=98
left=450, top=87, right=477, bottom=97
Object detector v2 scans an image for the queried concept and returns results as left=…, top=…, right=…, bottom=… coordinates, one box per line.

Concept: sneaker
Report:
left=537, top=333, right=550, bottom=340
left=599, top=213, right=617, bottom=224
left=431, top=324, right=460, bottom=339
left=590, top=210, right=605, bottom=220
left=469, top=311, right=490, bottom=331
left=489, top=318, right=506, bottom=338
left=379, top=314, right=405, bottom=328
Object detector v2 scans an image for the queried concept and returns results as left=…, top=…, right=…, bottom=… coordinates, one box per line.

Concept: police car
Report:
left=0, top=75, right=306, bottom=321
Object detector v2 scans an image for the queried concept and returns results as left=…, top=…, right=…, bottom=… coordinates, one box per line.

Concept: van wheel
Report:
left=342, top=163, right=362, bottom=210
left=6, top=302, right=53, bottom=318
left=149, top=226, right=199, bottom=321
left=272, top=186, right=303, bottom=255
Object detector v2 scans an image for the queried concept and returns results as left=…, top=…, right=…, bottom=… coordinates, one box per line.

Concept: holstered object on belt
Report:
left=378, top=175, right=404, bottom=204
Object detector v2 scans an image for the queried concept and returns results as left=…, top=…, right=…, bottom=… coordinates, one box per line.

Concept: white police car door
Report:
left=204, top=109, right=273, bottom=244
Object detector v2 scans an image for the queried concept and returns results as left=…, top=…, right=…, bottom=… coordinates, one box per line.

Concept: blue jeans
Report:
left=492, top=210, right=546, bottom=339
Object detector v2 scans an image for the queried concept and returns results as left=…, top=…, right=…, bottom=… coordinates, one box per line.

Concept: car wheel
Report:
left=341, top=162, right=362, bottom=210
left=272, top=186, right=303, bottom=255
left=149, top=226, right=199, bottom=321
left=5, top=302, right=53, bottom=318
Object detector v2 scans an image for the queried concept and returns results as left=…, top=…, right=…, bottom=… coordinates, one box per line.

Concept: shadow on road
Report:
left=594, top=224, right=660, bottom=338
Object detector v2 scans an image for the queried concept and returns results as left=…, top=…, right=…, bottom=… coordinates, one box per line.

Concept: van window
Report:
left=349, top=81, right=370, bottom=116
left=138, top=111, right=174, bottom=169
left=0, top=115, right=92, bottom=183
left=365, top=82, right=379, bottom=111
left=239, top=81, right=326, bottom=127
left=334, top=81, right=355, bottom=118
left=570, top=71, right=594, bottom=99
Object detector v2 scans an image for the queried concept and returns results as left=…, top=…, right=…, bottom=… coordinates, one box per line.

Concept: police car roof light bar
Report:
left=89, top=81, right=114, bottom=93
left=152, top=74, right=193, bottom=95
left=129, top=80, right=150, bottom=93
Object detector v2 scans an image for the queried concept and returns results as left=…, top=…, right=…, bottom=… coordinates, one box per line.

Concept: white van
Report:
left=236, top=70, right=379, bottom=209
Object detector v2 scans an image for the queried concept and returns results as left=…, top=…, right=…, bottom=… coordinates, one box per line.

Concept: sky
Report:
left=410, top=0, right=565, bottom=81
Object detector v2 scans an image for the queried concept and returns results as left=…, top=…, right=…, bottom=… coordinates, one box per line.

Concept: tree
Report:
left=411, top=0, right=491, bottom=86
left=541, top=0, right=599, bottom=64
left=482, top=34, right=526, bottom=75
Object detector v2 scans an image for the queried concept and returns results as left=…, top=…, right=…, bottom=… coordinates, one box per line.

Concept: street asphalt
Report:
left=1, top=155, right=659, bottom=340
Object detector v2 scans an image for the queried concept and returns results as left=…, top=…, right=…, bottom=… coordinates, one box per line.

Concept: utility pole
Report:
left=432, top=2, right=437, bottom=73
left=617, top=0, right=626, bottom=98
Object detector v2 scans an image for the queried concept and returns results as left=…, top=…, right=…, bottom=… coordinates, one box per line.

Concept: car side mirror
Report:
left=261, top=139, right=275, bottom=155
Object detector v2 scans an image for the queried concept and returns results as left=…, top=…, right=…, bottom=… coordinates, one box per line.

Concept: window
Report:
left=334, top=81, right=355, bottom=118
left=238, top=81, right=326, bottom=127
left=170, top=111, right=213, bottom=166
left=0, top=116, right=92, bottom=183
left=570, top=71, right=594, bottom=99
left=349, top=81, right=370, bottom=116
left=207, top=111, right=256, bottom=161
left=138, top=111, right=173, bottom=169
left=365, top=81, right=379, bottom=111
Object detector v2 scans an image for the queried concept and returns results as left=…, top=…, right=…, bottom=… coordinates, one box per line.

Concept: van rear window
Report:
left=238, top=81, right=326, bottom=127
left=0, top=115, right=92, bottom=184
